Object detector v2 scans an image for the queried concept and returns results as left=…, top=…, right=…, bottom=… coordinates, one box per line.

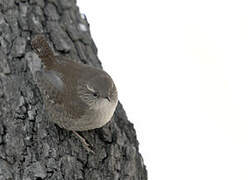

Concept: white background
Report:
left=78, top=1, right=248, bottom=179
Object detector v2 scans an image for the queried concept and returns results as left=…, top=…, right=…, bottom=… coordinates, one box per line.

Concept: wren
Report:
left=31, top=35, right=118, bottom=153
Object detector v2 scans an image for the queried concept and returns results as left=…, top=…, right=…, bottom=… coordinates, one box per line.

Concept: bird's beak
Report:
left=105, top=96, right=111, bottom=102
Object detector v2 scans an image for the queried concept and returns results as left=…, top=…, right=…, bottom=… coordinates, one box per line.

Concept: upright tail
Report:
left=31, top=35, right=56, bottom=69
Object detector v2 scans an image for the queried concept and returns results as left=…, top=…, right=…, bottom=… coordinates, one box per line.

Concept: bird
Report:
left=31, top=35, right=118, bottom=153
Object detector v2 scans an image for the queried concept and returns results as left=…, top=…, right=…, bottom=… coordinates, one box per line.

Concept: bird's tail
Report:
left=31, top=35, right=56, bottom=69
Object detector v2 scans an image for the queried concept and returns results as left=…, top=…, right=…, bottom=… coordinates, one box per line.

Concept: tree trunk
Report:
left=0, top=0, right=147, bottom=179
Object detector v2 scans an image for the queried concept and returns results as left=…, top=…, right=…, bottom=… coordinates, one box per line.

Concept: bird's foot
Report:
left=72, top=130, right=95, bottom=154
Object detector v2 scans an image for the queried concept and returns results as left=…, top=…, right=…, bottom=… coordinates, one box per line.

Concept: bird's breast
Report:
left=84, top=99, right=117, bottom=130
left=63, top=99, right=118, bottom=131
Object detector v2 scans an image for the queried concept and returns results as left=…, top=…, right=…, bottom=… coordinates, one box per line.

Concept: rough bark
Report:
left=0, top=0, right=147, bottom=179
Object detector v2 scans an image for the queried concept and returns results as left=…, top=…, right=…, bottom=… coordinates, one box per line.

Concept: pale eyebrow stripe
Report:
left=86, top=84, right=95, bottom=92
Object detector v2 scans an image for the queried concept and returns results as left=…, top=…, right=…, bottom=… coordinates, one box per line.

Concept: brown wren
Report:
left=31, top=35, right=118, bottom=153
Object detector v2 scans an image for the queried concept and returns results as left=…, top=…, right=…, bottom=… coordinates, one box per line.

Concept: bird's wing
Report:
left=36, top=69, right=88, bottom=119
left=42, top=70, right=64, bottom=91
left=35, top=70, right=65, bottom=104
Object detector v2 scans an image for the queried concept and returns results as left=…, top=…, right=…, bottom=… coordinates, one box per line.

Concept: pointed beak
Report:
left=105, top=96, right=111, bottom=102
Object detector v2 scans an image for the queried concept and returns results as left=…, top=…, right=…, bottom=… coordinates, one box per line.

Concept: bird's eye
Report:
left=93, top=93, right=98, bottom=97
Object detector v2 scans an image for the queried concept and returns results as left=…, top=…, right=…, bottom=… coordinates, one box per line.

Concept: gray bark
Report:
left=0, top=0, right=147, bottom=179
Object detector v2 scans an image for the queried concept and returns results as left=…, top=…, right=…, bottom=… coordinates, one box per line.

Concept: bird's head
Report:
left=77, top=71, right=118, bottom=110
